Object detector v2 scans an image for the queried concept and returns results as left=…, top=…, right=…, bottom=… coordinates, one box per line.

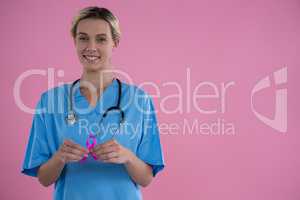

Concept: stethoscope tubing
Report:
left=66, top=78, right=124, bottom=125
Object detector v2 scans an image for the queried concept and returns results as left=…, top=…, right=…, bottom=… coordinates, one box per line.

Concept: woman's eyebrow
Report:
left=96, top=33, right=107, bottom=37
left=77, top=32, right=107, bottom=37
left=77, top=32, right=88, bottom=36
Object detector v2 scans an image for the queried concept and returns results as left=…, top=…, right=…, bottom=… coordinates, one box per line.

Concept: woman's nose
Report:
left=87, top=40, right=97, bottom=49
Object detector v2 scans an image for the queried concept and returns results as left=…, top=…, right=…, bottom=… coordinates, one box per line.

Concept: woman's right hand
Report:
left=37, top=140, right=88, bottom=187
left=55, top=140, right=89, bottom=164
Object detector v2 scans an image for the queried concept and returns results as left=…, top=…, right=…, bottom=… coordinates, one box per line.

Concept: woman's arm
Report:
left=37, top=140, right=89, bottom=187
left=124, top=152, right=154, bottom=187
left=37, top=153, right=65, bottom=187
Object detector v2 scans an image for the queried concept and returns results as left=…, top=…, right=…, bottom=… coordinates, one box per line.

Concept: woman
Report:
left=21, top=6, right=165, bottom=200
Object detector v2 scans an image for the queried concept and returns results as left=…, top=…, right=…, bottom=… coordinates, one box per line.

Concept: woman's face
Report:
left=75, top=18, right=116, bottom=72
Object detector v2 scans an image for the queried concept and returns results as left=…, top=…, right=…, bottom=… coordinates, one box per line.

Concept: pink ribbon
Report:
left=80, top=133, right=98, bottom=163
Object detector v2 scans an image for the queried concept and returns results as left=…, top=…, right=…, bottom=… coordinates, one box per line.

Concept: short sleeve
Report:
left=136, top=94, right=165, bottom=177
left=21, top=95, right=51, bottom=177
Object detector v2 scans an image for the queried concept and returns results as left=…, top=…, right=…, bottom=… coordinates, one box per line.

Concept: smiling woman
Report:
left=71, top=7, right=121, bottom=73
left=21, top=6, right=165, bottom=200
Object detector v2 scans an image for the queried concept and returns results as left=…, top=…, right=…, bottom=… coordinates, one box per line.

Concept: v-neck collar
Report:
left=73, top=78, right=119, bottom=115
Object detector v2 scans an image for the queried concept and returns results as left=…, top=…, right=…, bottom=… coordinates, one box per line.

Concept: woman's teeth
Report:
left=83, top=55, right=100, bottom=63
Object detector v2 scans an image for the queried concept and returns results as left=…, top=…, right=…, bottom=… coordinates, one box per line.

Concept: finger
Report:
left=64, top=140, right=89, bottom=154
left=63, top=139, right=76, bottom=147
left=91, top=140, right=117, bottom=152
left=73, top=143, right=89, bottom=154
left=91, top=144, right=102, bottom=153
left=65, top=153, right=83, bottom=162
left=99, top=151, right=118, bottom=160
left=101, top=139, right=118, bottom=148
left=94, top=144, right=119, bottom=156
left=102, top=157, right=119, bottom=163
left=62, top=145, right=86, bottom=157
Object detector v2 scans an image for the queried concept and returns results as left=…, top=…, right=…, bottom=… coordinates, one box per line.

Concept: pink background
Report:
left=1, top=0, right=300, bottom=199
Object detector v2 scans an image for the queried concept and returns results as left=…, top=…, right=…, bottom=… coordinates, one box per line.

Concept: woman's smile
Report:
left=82, top=54, right=101, bottom=64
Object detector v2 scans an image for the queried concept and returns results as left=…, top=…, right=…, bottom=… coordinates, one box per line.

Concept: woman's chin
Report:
left=83, top=64, right=104, bottom=72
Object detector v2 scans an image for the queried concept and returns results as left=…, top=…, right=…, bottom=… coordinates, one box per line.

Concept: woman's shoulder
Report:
left=121, top=80, right=151, bottom=99
left=120, top=81, right=154, bottom=110
left=37, top=83, right=70, bottom=111
left=39, top=83, right=70, bottom=99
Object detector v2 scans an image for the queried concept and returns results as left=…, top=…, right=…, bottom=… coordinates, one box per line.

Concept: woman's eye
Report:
left=97, top=38, right=106, bottom=43
left=79, top=37, right=88, bottom=41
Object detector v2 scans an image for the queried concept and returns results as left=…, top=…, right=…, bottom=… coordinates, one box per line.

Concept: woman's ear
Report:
left=73, top=37, right=77, bottom=45
left=113, top=39, right=119, bottom=48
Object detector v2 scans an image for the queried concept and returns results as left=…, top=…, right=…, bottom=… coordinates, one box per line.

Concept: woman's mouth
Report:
left=83, top=55, right=101, bottom=64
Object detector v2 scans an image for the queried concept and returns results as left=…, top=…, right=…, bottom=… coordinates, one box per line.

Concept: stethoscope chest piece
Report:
left=66, top=111, right=77, bottom=125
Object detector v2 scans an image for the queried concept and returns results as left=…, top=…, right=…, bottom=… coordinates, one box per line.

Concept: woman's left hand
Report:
left=90, top=139, right=133, bottom=164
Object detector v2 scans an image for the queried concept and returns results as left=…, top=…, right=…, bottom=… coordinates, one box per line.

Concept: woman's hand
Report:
left=91, top=139, right=153, bottom=187
left=37, top=140, right=88, bottom=187
left=55, top=140, right=89, bottom=164
left=91, top=139, right=133, bottom=164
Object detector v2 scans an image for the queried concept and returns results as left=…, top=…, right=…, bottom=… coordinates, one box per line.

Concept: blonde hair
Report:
left=71, top=6, right=121, bottom=46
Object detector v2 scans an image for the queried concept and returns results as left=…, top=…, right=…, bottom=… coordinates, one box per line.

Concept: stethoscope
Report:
left=66, top=78, right=125, bottom=127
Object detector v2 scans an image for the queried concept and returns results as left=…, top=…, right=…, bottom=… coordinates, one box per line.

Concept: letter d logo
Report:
left=251, top=67, right=287, bottom=133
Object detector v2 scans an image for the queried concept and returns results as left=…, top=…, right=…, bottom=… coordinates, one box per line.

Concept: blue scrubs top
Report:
left=21, top=79, right=165, bottom=200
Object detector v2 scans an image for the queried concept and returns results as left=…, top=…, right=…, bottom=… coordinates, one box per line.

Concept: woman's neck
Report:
left=79, top=69, right=114, bottom=106
left=81, top=70, right=114, bottom=89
